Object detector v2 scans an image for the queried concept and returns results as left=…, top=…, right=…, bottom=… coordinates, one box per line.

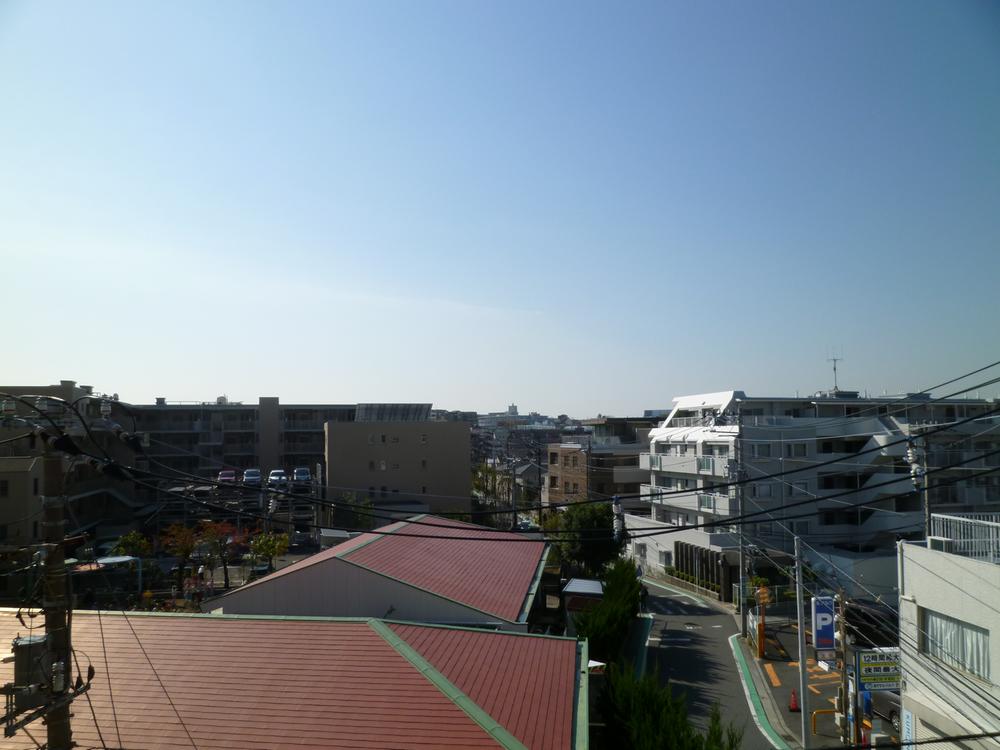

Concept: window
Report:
left=379, top=460, right=387, bottom=471
left=380, top=434, right=386, bottom=443
left=659, top=550, right=672, bottom=567
left=921, top=608, right=990, bottom=681
left=564, top=481, right=570, bottom=492
left=0, top=525, right=6, bottom=540
left=420, top=433, right=428, bottom=444
left=0, top=480, right=7, bottom=498
left=563, top=456, right=570, bottom=467
left=421, top=486, right=427, bottom=494
left=791, top=481, right=809, bottom=496
left=753, top=483, right=772, bottom=498
left=368, top=460, right=375, bottom=471
left=751, top=444, right=772, bottom=458
left=549, top=475, right=558, bottom=488
left=421, top=459, right=427, bottom=470
left=549, top=452, right=558, bottom=465
left=571, top=455, right=578, bottom=467
left=635, top=543, right=647, bottom=560
left=32, top=478, right=38, bottom=495
left=785, top=443, right=807, bottom=458
left=572, top=482, right=579, bottom=493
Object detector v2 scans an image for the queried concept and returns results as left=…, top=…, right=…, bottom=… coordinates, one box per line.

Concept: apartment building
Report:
left=541, top=416, right=658, bottom=508
left=0, top=380, right=149, bottom=550
left=324, top=419, right=472, bottom=516
left=638, top=389, right=1000, bottom=593
left=897, top=513, right=1000, bottom=748
left=131, top=397, right=431, bottom=479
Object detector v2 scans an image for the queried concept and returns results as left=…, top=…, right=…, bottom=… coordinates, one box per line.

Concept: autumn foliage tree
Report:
left=200, top=521, right=244, bottom=590
left=161, top=523, right=199, bottom=590
left=250, top=531, right=289, bottom=572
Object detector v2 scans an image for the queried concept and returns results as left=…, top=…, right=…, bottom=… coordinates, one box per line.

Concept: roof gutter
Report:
left=516, top=544, right=550, bottom=623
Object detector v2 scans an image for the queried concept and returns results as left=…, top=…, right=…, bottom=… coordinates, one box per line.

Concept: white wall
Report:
left=211, top=558, right=524, bottom=630
left=899, top=543, right=1000, bottom=746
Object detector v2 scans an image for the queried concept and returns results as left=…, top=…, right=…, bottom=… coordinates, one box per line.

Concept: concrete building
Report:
left=639, top=389, right=1000, bottom=596
left=0, top=380, right=149, bottom=550
left=897, top=513, right=1000, bottom=748
left=541, top=416, right=658, bottom=510
left=209, top=516, right=550, bottom=631
left=131, top=396, right=431, bottom=479
left=325, top=419, right=472, bottom=516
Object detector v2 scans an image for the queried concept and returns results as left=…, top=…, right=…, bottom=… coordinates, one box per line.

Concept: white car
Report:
left=267, top=469, right=288, bottom=489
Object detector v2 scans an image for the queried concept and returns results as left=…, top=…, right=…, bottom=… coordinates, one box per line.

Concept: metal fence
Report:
left=930, top=513, right=1000, bottom=563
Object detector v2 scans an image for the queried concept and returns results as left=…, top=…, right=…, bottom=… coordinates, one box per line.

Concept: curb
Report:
left=729, top=634, right=794, bottom=750
left=641, top=577, right=731, bottom=614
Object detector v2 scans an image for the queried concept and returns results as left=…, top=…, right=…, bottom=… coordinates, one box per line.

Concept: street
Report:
left=643, top=580, right=772, bottom=750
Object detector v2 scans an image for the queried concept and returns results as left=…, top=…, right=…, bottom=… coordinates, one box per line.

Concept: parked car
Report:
left=267, top=469, right=288, bottom=489
left=243, top=468, right=262, bottom=487
left=217, top=469, right=237, bottom=484
left=868, top=690, right=901, bottom=733
left=291, top=467, right=311, bottom=493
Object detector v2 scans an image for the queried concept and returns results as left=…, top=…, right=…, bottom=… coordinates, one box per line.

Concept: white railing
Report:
left=930, top=513, right=1000, bottom=563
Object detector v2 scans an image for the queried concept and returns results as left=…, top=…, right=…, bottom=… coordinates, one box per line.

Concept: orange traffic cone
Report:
left=789, top=689, right=800, bottom=712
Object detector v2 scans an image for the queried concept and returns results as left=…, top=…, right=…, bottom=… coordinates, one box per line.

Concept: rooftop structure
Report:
left=0, top=610, right=586, bottom=749
left=210, top=516, right=549, bottom=630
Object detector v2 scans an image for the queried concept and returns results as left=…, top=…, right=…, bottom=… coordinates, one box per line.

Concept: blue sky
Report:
left=2, top=1, right=998, bottom=415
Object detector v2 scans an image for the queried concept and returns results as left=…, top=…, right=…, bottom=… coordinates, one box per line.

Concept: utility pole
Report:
left=907, top=431, right=929, bottom=538
left=735, top=401, right=747, bottom=637
left=794, top=536, right=809, bottom=749
left=42, top=451, right=72, bottom=750
left=837, top=589, right=852, bottom=747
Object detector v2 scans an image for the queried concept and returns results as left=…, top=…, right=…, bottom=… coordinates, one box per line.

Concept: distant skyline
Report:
left=2, top=1, right=998, bottom=415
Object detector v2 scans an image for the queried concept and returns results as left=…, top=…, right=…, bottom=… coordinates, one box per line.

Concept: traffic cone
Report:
left=789, top=689, right=800, bottom=712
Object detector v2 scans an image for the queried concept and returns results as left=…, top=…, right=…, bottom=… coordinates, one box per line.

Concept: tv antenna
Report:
left=827, top=350, right=843, bottom=392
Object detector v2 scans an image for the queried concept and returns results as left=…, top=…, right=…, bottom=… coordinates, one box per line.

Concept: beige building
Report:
left=325, top=420, right=472, bottom=516
left=542, top=443, right=589, bottom=506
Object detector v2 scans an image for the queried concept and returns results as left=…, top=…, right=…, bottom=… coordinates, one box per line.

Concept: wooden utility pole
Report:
left=41, top=451, right=72, bottom=750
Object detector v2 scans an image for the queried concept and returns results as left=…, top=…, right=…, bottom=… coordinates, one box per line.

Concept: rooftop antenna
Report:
left=827, top=349, right=843, bottom=392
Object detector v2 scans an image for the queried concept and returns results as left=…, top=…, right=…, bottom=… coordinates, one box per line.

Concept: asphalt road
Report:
left=643, top=580, right=771, bottom=750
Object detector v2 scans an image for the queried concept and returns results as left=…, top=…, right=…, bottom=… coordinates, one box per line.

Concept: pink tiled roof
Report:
left=391, top=623, right=579, bottom=750
left=340, top=517, right=547, bottom=622
left=0, top=611, right=579, bottom=750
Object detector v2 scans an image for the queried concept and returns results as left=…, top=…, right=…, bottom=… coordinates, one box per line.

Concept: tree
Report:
left=251, top=531, right=289, bottom=572
left=555, top=501, right=624, bottom=577
left=114, top=529, right=152, bottom=558
left=161, top=524, right=199, bottom=591
left=600, top=664, right=743, bottom=750
left=200, top=521, right=243, bottom=590
left=574, top=559, right=642, bottom=662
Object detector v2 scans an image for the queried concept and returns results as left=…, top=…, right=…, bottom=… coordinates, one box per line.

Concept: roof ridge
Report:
left=383, top=619, right=578, bottom=641
left=367, top=619, right=528, bottom=750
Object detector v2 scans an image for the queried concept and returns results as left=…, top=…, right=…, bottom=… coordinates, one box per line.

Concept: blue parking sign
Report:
left=811, top=596, right=836, bottom=651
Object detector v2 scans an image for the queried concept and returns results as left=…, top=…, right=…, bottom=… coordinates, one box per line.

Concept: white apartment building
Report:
left=897, top=513, right=1000, bottom=748
left=636, top=389, right=1000, bottom=596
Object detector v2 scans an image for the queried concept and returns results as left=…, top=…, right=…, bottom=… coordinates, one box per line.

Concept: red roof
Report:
left=390, top=623, right=579, bottom=750
left=340, top=516, right=546, bottom=622
left=0, top=611, right=582, bottom=750
left=219, top=516, right=547, bottom=623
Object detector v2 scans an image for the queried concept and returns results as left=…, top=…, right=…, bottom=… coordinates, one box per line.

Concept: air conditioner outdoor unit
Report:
left=927, top=536, right=954, bottom=552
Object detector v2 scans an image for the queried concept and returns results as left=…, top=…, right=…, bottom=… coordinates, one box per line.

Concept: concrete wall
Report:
left=211, top=557, right=522, bottom=629
left=325, top=421, right=471, bottom=514
left=899, top=542, right=1000, bottom=747
left=258, top=397, right=280, bottom=474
